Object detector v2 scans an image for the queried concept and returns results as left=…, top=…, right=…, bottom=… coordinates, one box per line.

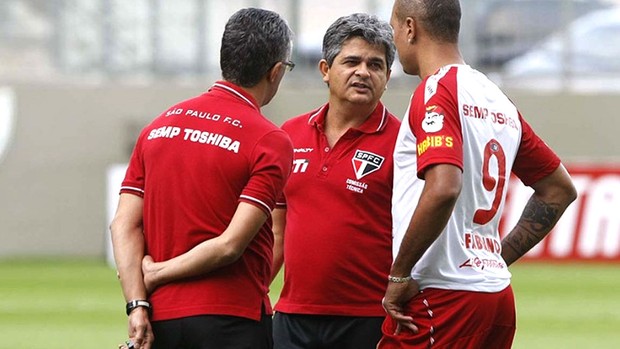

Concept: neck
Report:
left=232, top=78, right=274, bottom=108
left=418, top=43, right=465, bottom=79
left=324, top=100, right=377, bottom=146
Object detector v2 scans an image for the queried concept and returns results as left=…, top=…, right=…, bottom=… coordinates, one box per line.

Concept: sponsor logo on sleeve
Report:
left=422, top=105, right=445, bottom=133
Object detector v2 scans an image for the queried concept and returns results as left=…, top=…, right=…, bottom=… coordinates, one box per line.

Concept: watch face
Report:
left=0, top=87, right=16, bottom=165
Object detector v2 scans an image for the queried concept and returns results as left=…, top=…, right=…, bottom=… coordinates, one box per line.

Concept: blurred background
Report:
left=0, top=0, right=619, bottom=261
left=1, top=1, right=619, bottom=348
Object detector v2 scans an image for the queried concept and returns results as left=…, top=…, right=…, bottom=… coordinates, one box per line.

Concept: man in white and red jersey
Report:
left=110, top=8, right=294, bottom=349
left=271, top=14, right=400, bottom=349
left=379, top=1, right=578, bottom=348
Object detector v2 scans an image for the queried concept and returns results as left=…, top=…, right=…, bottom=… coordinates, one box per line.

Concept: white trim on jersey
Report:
left=213, top=83, right=257, bottom=110
left=307, top=105, right=326, bottom=125
left=376, top=104, right=388, bottom=132
left=240, top=194, right=272, bottom=213
left=120, top=186, right=145, bottom=194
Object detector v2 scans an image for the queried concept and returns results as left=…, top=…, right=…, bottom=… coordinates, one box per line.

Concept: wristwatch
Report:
left=125, top=299, right=152, bottom=316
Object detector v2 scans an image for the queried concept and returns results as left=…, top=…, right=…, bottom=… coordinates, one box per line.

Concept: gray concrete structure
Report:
left=0, top=83, right=618, bottom=258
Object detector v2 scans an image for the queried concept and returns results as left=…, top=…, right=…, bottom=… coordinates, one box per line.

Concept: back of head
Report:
left=220, top=8, right=293, bottom=88
left=322, top=13, right=396, bottom=69
left=394, top=0, right=461, bottom=43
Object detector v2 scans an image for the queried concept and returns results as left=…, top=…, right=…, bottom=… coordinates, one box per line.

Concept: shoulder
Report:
left=281, top=107, right=322, bottom=131
left=382, top=111, right=402, bottom=133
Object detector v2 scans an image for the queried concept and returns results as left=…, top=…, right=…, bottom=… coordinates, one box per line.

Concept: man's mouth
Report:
left=351, top=82, right=370, bottom=90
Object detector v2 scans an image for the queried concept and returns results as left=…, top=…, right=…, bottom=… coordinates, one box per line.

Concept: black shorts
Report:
left=152, top=312, right=273, bottom=349
left=273, top=312, right=384, bottom=349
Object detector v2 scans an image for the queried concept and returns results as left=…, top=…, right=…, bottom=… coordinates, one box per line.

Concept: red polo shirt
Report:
left=121, top=81, right=293, bottom=321
left=275, top=102, right=400, bottom=316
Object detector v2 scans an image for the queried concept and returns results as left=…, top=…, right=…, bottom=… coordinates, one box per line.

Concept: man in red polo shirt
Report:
left=110, top=8, right=294, bottom=349
left=271, top=13, right=400, bottom=349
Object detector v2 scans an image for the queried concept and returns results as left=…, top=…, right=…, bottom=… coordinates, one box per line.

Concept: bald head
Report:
left=393, top=0, right=461, bottom=44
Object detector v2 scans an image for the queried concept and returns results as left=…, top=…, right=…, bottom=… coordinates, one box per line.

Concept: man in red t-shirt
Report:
left=271, top=13, right=400, bottom=349
left=379, top=1, right=577, bottom=348
left=110, top=8, right=294, bottom=349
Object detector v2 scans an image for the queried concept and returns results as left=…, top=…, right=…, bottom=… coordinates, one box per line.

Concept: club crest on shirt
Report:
left=351, top=150, right=384, bottom=180
left=422, top=105, right=445, bottom=133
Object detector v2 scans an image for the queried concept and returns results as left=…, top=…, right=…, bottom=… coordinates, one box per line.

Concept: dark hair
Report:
left=220, top=8, right=293, bottom=87
left=395, top=0, right=461, bottom=43
left=322, top=13, right=396, bottom=69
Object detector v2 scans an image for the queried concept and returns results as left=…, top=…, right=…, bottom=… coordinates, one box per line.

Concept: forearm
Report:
left=501, top=194, right=571, bottom=266
left=392, top=191, right=457, bottom=276
left=149, top=236, right=239, bottom=286
left=270, top=207, right=286, bottom=282
left=110, top=196, right=147, bottom=301
left=502, top=165, right=577, bottom=266
left=113, top=229, right=147, bottom=301
left=391, top=165, right=461, bottom=277
left=147, top=202, right=268, bottom=287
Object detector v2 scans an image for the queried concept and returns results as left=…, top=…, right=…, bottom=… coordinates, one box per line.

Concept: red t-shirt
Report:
left=121, top=81, right=293, bottom=321
left=274, top=102, right=400, bottom=316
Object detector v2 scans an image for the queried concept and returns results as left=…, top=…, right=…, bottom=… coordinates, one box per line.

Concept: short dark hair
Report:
left=322, top=13, right=396, bottom=69
left=220, top=8, right=293, bottom=87
left=395, top=0, right=461, bottom=43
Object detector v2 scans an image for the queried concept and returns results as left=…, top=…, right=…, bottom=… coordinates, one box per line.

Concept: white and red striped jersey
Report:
left=392, top=65, right=560, bottom=292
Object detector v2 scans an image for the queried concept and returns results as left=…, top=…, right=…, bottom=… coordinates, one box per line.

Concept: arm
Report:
left=110, top=193, right=154, bottom=349
left=383, top=164, right=462, bottom=333
left=142, top=202, right=268, bottom=292
left=501, top=164, right=577, bottom=266
left=271, top=207, right=286, bottom=282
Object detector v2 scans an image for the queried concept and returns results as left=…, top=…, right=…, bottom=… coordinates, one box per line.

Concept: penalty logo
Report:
left=351, top=150, right=384, bottom=180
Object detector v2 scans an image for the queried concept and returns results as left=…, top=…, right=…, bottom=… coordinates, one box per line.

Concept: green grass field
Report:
left=1, top=259, right=618, bottom=348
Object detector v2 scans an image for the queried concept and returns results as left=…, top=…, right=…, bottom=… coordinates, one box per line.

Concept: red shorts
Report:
left=378, top=285, right=516, bottom=349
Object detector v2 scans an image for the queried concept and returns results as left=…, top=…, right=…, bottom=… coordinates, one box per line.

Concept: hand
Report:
left=382, top=279, right=420, bottom=334
left=141, top=255, right=159, bottom=295
left=125, top=307, right=154, bottom=349
left=118, top=340, right=134, bottom=349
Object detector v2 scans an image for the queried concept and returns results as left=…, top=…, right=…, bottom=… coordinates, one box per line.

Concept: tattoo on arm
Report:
left=504, top=196, right=561, bottom=258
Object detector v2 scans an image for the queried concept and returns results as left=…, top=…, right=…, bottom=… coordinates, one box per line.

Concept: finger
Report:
left=142, top=333, right=154, bottom=349
left=391, top=312, right=414, bottom=322
left=132, top=332, right=145, bottom=349
left=394, top=322, right=402, bottom=335
left=404, top=321, right=419, bottom=333
left=386, top=307, right=413, bottom=322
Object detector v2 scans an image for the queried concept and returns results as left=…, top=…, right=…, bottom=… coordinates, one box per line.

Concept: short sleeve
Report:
left=120, top=132, right=147, bottom=197
left=512, top=113, right=561, bottom=186
left=240, top=129, right=293, bottom=215
left=410, top=75, right=463, bottom=179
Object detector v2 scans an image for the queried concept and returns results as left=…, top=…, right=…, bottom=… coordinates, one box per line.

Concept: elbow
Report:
left=219, top=242, right=247, bottom=265
left=430, top=182, right=462, bottom=207
left=563, top=181, right=578, bottom=207
left=109, top=218, right=122, bottom=240
left=551, top=170, right=578, bottom=208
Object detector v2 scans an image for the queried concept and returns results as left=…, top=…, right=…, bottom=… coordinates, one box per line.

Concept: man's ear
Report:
left=406, top=16, right=416, bottom=44
left=319, top=59, right=330, bottom=84
left=268, top=62, right=283, bottom=83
